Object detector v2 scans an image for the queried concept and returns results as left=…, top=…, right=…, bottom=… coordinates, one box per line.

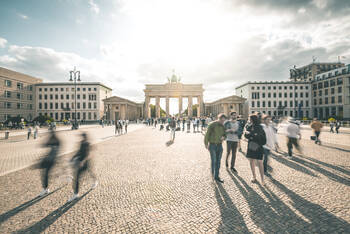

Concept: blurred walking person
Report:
left=169, top=117, right=177, bottom=141
left=34, top=124, right=39, bottom=139
left=330, top=121, right=335, bottom=133
left=125, top=120, right=128, bottom=133
left=311, top=118, right=323, bottom=145
left=261, top=115, right=279, bottom=176
left=286, top=118, right=302, bottom=158
left=224, top=112, right=240, bottom=173
left=37, top=129, right=60, bottom=196
left=336, top=120, right=341, bottom=134
left=27, top=125, right=32, bottom=140
left=69, top=132, right=98, bottom=202
left=186, top=118, right=191, bottom=133
left=204, top=114, right=227, bottom=183
left=245, top=114, right=266, bottom=185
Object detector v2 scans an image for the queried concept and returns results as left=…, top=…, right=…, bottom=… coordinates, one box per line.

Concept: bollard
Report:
left=5, top=131, right=9, bottom=139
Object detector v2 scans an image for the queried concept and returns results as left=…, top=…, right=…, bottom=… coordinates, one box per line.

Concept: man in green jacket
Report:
left=204, top=113, right=227, bottom=183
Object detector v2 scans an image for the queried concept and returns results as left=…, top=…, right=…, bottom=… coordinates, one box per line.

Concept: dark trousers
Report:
left=27, top=132, right=31, bottom=140
left=209, top=143, right=223, bottom=179
left=315, top=131, right=321, bottom=143
left=73, top=161, right=95, bottom=194
left=287, top=137, right=299, bottom=156
left=41, top=163, right=53, bottom=189
left=263, top=148, right=270, bottom=173
left=226, top=141, right=238, bottom=168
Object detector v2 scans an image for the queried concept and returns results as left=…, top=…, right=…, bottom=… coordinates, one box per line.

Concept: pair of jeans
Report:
left=263, top=148, right=270, bottom=173
left=287, top=137, right=299, bottom=156
left=226, top=141, right=238, bottom=168
left=209, top=143, right=223, bottom=179
left=315, top=131, right=321, bottom=143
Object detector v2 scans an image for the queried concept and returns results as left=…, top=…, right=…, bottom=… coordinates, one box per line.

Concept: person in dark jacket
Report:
left=69, top=132, right=98, bottom=202
left=38, top=129, right=60, bottom=196
left=244, top=114, right=266, bottom=185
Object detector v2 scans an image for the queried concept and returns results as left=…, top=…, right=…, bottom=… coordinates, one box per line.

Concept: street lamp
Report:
left=69, top=66, right=81, bottom=129
left=291, top=65, right=298, bottom=118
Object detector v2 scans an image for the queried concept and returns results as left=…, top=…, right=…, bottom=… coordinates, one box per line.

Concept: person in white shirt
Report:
left=261, top=115, right=279, bottom=176
left=224, top=112, right=240, bottom=173
left=286, top=117, right=302, bottom=158
left=34, top=125, right=39, bottom=139
left=27, top=126, right=32, bottom=140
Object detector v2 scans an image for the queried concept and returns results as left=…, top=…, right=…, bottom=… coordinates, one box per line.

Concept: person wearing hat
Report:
left=310, top=118, right=323, bottom=145
left=286, top=117, right=302, bottom=158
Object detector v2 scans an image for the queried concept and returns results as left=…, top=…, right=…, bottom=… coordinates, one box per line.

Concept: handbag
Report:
left=248, top=141, right=260, bottom=151
left=310, top=136, right=316, bottom=141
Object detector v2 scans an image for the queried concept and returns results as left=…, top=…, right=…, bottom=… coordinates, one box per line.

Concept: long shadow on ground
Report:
left=0, top=187, right=63, bottom=224
left=15, top=189, right=92, bottom=234
left=214, top=182, right=251, bottom=233
left=269, top=176, right=350, bottom=232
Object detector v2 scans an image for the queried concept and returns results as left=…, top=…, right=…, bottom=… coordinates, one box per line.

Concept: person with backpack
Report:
left=169, top=117, right=177, bottom=141
left=244, top=114, right=266, bottom=185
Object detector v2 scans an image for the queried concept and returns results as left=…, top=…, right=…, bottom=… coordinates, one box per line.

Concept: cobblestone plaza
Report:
left=0, top=124, right=349, bottom=233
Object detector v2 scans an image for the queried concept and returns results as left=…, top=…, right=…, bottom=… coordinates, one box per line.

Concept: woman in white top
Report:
left=261, top=115, right=279, bottom=176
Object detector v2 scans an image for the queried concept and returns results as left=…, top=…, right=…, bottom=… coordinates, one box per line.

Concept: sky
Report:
left=1, top=0, right=350, bottom=106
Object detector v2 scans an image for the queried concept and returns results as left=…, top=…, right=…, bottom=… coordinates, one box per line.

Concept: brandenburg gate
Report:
left=144, top=73, right=204, bottom=118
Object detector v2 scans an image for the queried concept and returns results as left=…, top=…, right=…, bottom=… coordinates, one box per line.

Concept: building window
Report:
left=94, top=88, right=97, bottom=91
left=83, top=94, right=86, bottom=99
left=314, top=99, right=317, bottom=105
left=44, top=103, right=48, bottom=109
left=273, top=86, right=276, bottom=90
left=262, top=93, right=265, bottom=98
left=268, top=93, right=271, bottom=98
left=55, top=103, right=58, bottom=109
left=83, top=103, right=86, bottom=109
left=88, top=112, right=91, bottom=119
left=268, top=101, right=271, bottom=107
left=17, top=93, right=21, bottom=99
left=338, top=87, right=342, bottom=93
left=77, top=103, right=80, bottom=109
left=318, top=82, right=323, bottom=89
left=262, top=101, right=265, bottom=107
left=5, top=80, right=12, bottom=87
left=295, top=93, right=298, bottom=98
left=273, top=101, right=276, bottom=107
left=278, top=93, right=282, bottom=98
left=257, top=101, right=260, bottom=107
left=284, top=93, right=287, bottom=98
left=290, top=93, right=293, bottom=98
left=338, top=96, right=342, bottom=103
left=306, top=101, right=309, bottom=107
left=44, top=88, right=47, bottom=91
left=337, top=78, right=343, bottom=85
left=331, top=96, right=335, bottom=104
left=319, top=98, right=322, bottom=105
left=251, top=101, right=255, bottom=107
left=50, top=103, right=53, bottom=109
left=5, top=91, right=11, bottom=98
left=83, top=88, right=86, bottom=91
left=50, top=94, right=53, bottom=99
left=77, top=94, right=80, bottom=99
left=16, top=83, right=23, bottom=90
left=55, top=94, right=58, bottom=99
left=290, top=101, right=293, bottom=107
left=325, top=89, right=328, bottom=95
left=17, top=103, right=21, bottom=109
left=77, top=88, right=80, bottom=91
left=93, top=102, right=97, bottom=109
left=55, top=88, right=58, bottom=91
left=55, top=113, right=58, bottom=120
left=39, top=103, right=42, bottom=109
left=300, top=92, right=303, bottom=98
left=268, top=86, right=271, bottom=90
left=6, top=102, right=11, bottom=108
left=88, top=88, right=91, bottom=91
left=331, top=88, right=335, bottom=95
left=44, top=94, right=47, bottom=100
left=61, top=94, right=64, bottom=99
left=324, top=81, right=329, bottom=88
left=325, top=97, right=328, bottom=104
left=61, top=88, right=64, bottom=91
left=278, top=86, right=282, bottom=90
left=61, top=103, right=64, bottom=109
left=284, top=101, right=287, bottom=107
left=318, top=90, right=322, bottom=96
left=330, top=79, right=336, bottom=86
left=289, top=86, right=293, bottom=90
left=50, top=88, right=53, bottom=91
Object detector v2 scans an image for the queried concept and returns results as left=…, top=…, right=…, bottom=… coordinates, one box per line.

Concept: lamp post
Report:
left=291, top=65, right=298, bottom=118
left=69, top=66, right=80, bottom=129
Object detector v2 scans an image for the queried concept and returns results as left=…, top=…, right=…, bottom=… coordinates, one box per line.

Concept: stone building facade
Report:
left=0, top=67, right=42, bottom=122
left=204, top=95, right=246, bottom=118
left=103, top=96, right=143, bottom=121
left=35, top=82, right=112, bottom=121
left=312, top=64, right=350, bottom=120
left=289, top=62, right=344, bottom=82
left=235, top=81, right=312, bottom=118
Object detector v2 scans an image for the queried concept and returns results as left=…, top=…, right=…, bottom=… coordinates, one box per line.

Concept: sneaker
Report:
left=287, top=156, right=293, bottom=159
left=68, top=193, right=79, bottom=202
left=264, top=172, right=271, bottom=177
left=92, top=180, right=99, bottom=189
left=39, top=188, right=49, bottom=197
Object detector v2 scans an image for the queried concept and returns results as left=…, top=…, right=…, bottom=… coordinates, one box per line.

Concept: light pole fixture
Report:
left=69, top=66, right=81, bottom=129
left=291, top=65, right=298, bottom=118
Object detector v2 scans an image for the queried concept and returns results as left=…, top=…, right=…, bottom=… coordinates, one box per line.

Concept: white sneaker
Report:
left=92, top=180, right=98, bottom=189
left=39, top=188, right=49, bottom=197
left=68, top=193, right=79, bottom=202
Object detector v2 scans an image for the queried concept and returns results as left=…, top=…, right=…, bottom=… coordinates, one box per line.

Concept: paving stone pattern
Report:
left=0, top=125, right=349, bottom=233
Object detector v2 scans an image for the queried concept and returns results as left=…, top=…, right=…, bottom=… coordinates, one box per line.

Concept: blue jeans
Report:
left=209, top=143, right=223, bottom=179
left=263, top=148, right=270, bottom=173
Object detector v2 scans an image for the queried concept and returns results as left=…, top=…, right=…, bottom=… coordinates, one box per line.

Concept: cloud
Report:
left=17, top=13, right=28, bottom=20
left=0, top=37, right=7, bottom=48
left=88, top=0, right=100, bottom=14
